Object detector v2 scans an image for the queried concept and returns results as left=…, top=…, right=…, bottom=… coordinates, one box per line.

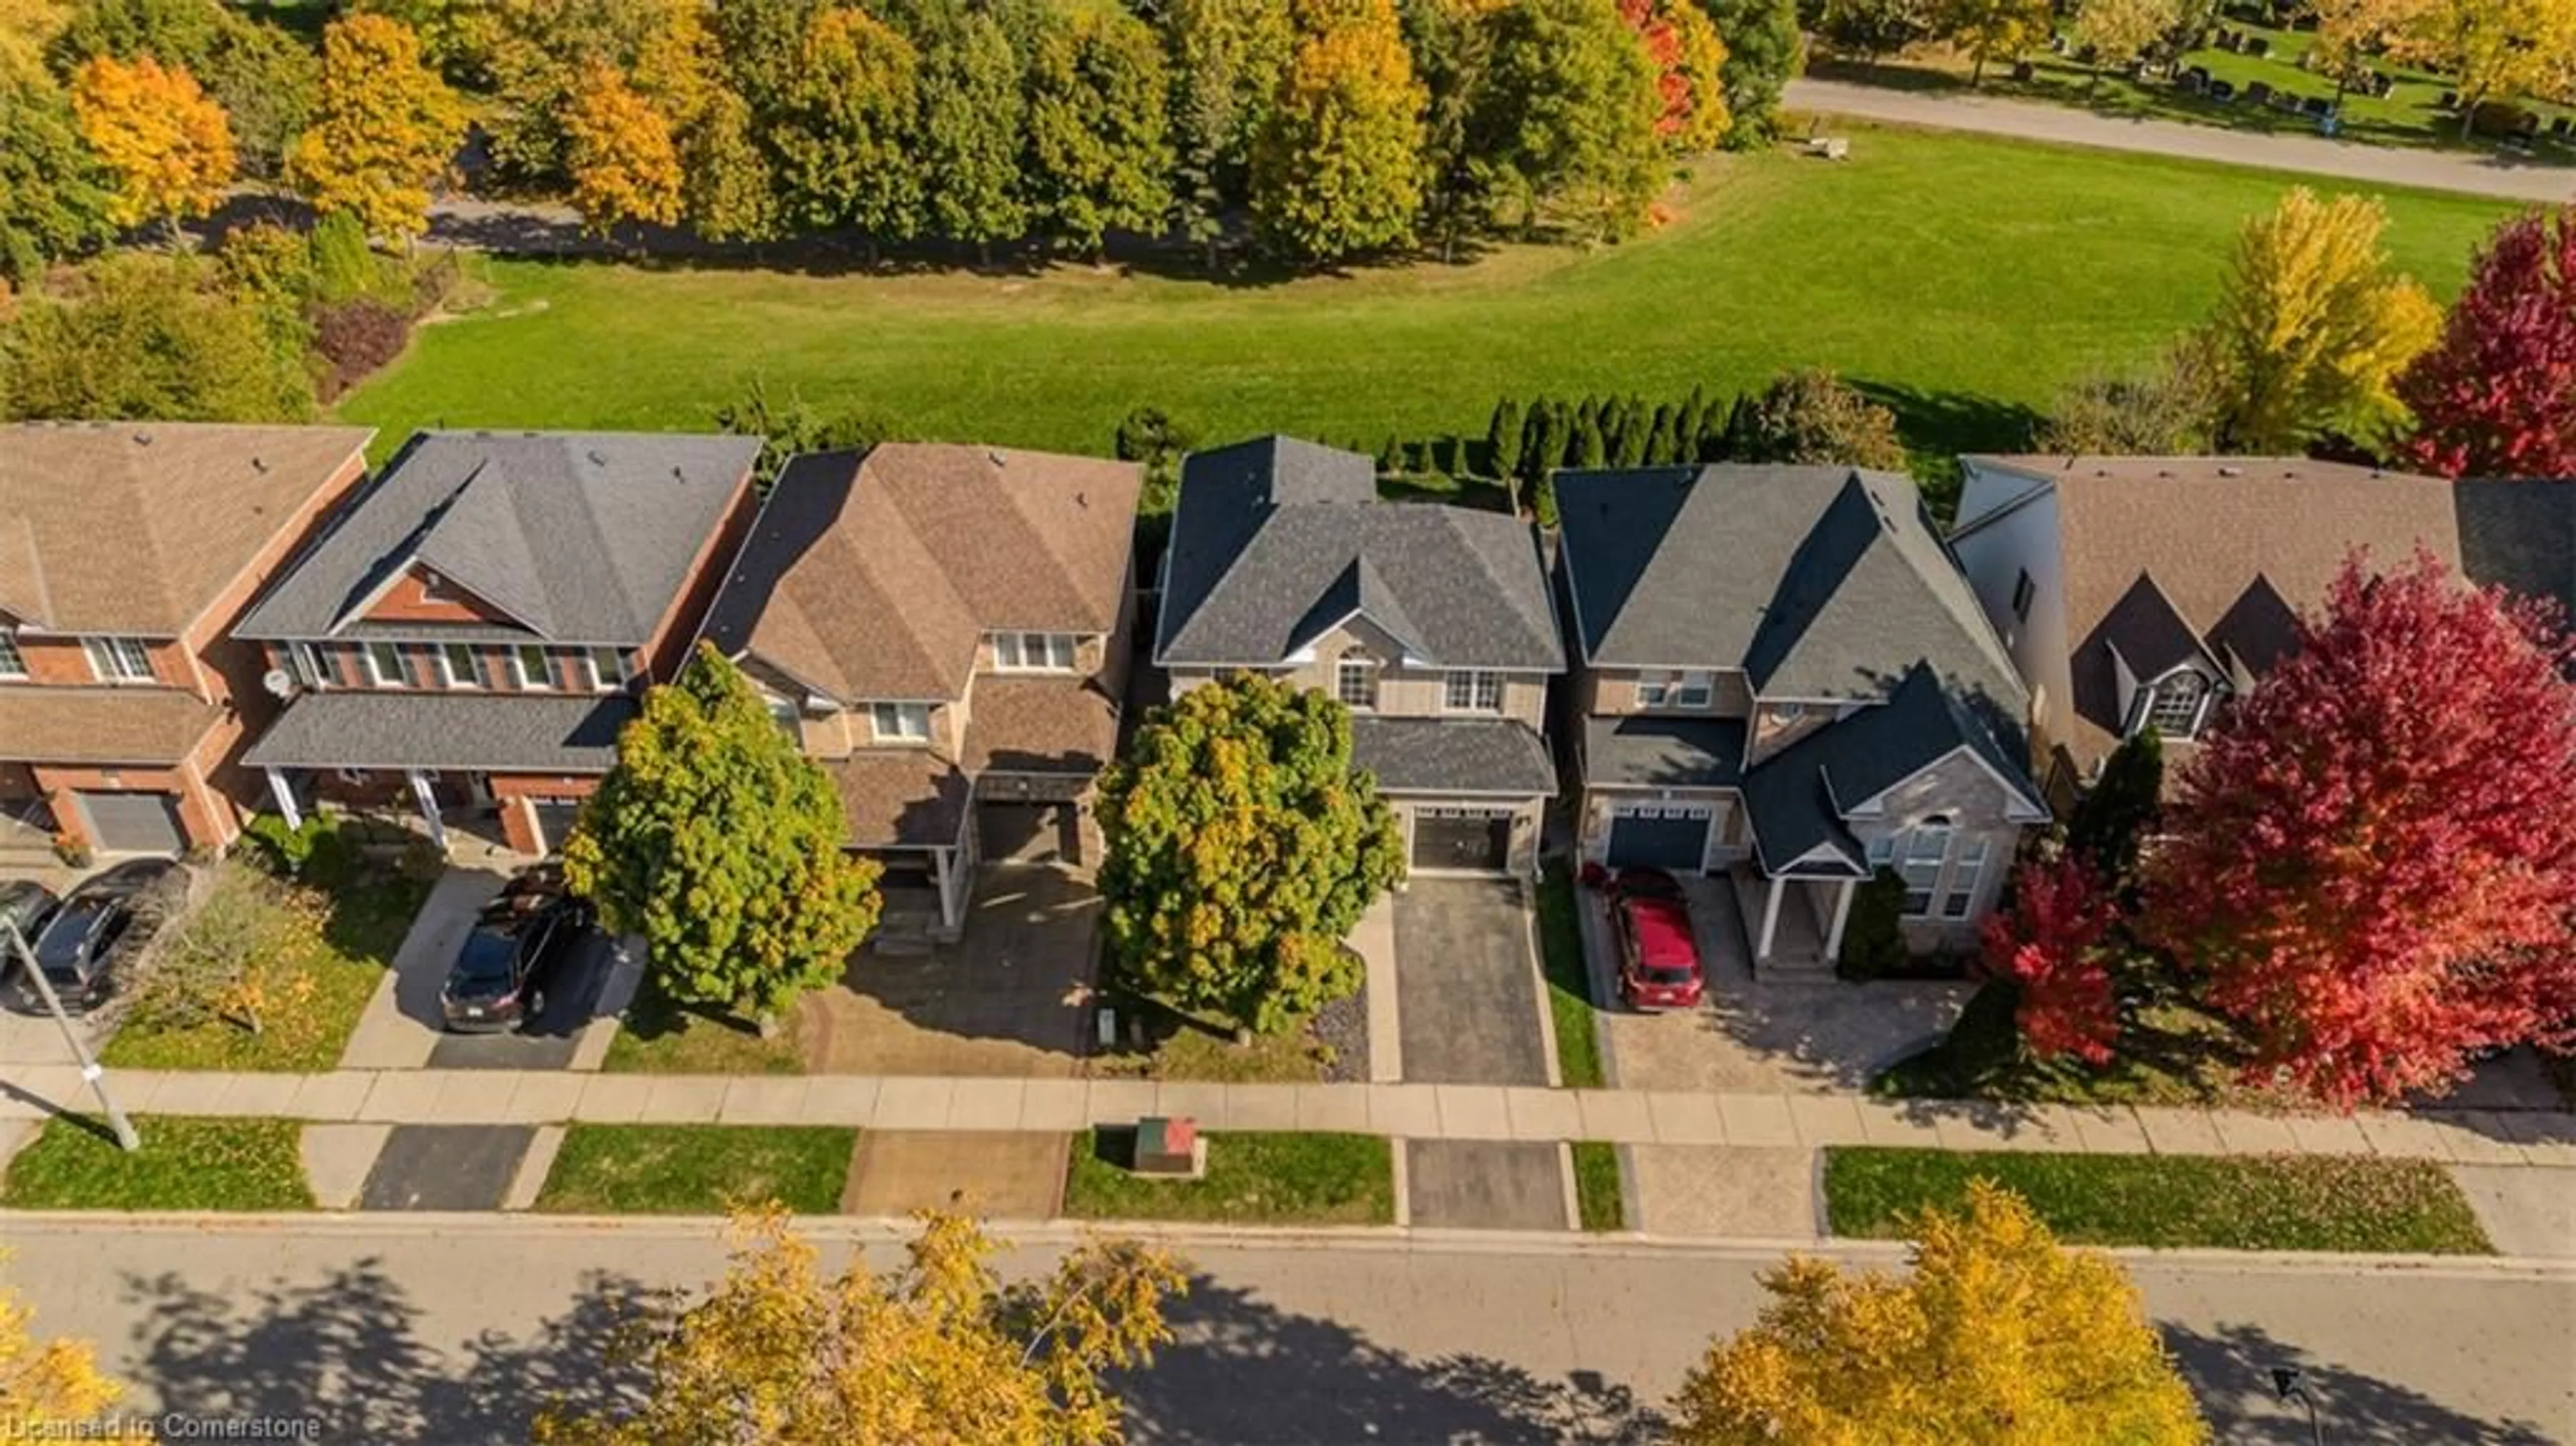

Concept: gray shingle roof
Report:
left=2456, top=480, right=2575, bottom=621
left=1157, top=437, right=1562, bottom=671
left=242, top=691, right=633, bottom=772
left=1555, top=466, right=2024, bottom=710
left=1580, top=715, right=1746, bottom=789
left=236, top=431, right=760, bottom=645
left=1350, top=716, right=1556, bottom=797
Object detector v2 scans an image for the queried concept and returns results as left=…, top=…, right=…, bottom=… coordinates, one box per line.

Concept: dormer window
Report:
left=991, top=632, right=1077, bottom=672
left=2139, top=672, right=2210, bottom=740
left=1638, top=669, right=1712, bottom=709
left=1335, top=658, right=1378, bottom=710
left=0, top=628, right=24, bottom=680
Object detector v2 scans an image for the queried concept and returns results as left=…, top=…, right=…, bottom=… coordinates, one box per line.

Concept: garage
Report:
left=72, top=790, right=185, bottom=856
left=1605, top=801, right=1711, bottom=871
left=1410, top=806, right=1511, bottom=873
left=979, top=801, right=1079, bottom=865
left=528, top=799, right=587, bottom=857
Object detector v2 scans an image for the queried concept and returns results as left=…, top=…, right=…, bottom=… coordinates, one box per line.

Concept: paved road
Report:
left=7, top=1216, right=2567, bottom=1445
left=1785, top=77, right=2576, bottom=203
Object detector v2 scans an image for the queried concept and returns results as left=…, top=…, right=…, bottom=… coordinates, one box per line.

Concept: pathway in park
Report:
left=1784, top=76, right=2576, bottom=203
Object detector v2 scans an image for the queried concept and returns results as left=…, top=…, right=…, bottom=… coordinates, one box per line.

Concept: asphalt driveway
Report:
left=358, top=1125, right=536, bottom=1211
left=1393, top=879, right=1548, bottom=1086
left=1405, top=1140, right=1570, bottom=1231
left=425, top=932, right=614, bottom=1070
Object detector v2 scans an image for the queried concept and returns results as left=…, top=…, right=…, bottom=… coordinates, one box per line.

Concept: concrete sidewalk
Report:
left=8, top=1064, right=2572, bottom=1166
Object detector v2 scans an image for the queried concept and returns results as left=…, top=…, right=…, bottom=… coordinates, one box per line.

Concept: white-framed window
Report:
left=765, top=696, right=802, bottom=738
left=2140, top=672, right=2209, bottom=739
left=513, top=645, right=553, bottom=691
left=439, top=643, right=479, bottom=689
left=1638, top=669, right=1713, bottom=709
left=1443, top=670, right=1504, bottom=712
left=82, top=636, right=153, bottom=683
left=991, top=632, right=1077, bottom=672
left=1898, top=822, right=1951, bottom=918
left=364, top=641, right=406, bottom=687
left=580, top=647, right=627, bottom=692
left=871, top=702, right=932, bottom=742
left=1942, top=836, right=1990, bottom=920
left=2011, top=569, right=2035, bottom=622
left=1335, top=658, right=1377, bottom=710
left=0, top=628, right=24, bottom=679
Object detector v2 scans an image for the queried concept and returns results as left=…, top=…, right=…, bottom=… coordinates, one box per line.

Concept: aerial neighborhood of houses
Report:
left=5, top=419, right=2566, bottom=975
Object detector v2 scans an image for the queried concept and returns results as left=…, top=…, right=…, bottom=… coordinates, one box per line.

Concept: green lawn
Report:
left=1873, top=982, right=2301, bottom=1109
left=1536, top=861, right=1606, bottom=1091
left=602, top=975, right=807, bottom=1074
left=1062, top=1129, right=1395, bottom=1225
left=534, top=1124, right=854, bottom=1214
left=1824, top=1147, right=2492, bottom=1254
left=341, top=127, right=2509, bottom=471
left=1571, top=1141, right=1625, bottom=1232
left=1, top=1115, right=313, bottom=1211
left=101, top=867, right=427, bottom=1073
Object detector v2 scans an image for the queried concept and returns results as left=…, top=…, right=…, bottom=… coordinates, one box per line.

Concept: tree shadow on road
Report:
left=1118, top=1274, right=1663, bottom=1445
left=119, top=1260, right=658, bottom=1445
left=2163, top=1320, right=2558, bottom=1446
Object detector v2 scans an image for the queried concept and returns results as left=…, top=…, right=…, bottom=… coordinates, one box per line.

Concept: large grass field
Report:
left=341, top=125, right=2512, bottom=466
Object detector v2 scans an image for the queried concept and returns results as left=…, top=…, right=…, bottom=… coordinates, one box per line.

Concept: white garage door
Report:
left=74, top=791, right=185, bottom=856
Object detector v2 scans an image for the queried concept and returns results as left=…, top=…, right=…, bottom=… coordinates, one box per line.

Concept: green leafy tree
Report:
left=1817, top=0, right=1936, bottom=64
left=3, top=252, right=309, bottom=421
left=0, top=58, right=115, bottom=282
left=708, top=0, right=827, bottom=119
left=777, top=7, right=922, bottom=247
left=562, top=644, right=883, bottom=1027
left=1835, top=868, right=1909, bottom=977
left=680, top=85, right=782, bottom=243
left=1722, top=368, right=1909, bottom=468
left=1022, top=5, right=1173, bottom=260
left=2065, top=728, right=2161, bottom=893
left=1405, top=0, right=1506, bottom=262
left=912, top=6, right=1025, bottom=261
left=1163, top=0, right=1293, bottom=266
left=1696, top=0, right=1803, bottom=146
left=2038, top=335, right=2224, bottom=455
left=48, top=0, right=226, bottom=70
left=1250, top=0, right=1426, bottom=263
left=1477, top=0, right=1665, bottom=242
left=1520, top=398, right=1560, bottom=502
left=1574, top=398, right=1607, bottom=465
left=1096, top=673, right=1405, bottom=1035
left=1487, top=397, right=1523, bottom=480
left=1940, top=0, right=2051, bottom=82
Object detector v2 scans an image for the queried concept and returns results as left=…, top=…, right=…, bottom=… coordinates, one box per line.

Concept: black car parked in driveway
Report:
left=5, top=860, right=183, bottom=1015
left=440, top=868, right=594, bottom=1034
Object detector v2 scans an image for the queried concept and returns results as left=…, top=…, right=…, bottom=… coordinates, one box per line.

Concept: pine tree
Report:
left=1488, top=398, right=1524, bottom=480
left=1576, top=406, right=1607, bottom=467
left=1646, top=402, right=1678, bottom=463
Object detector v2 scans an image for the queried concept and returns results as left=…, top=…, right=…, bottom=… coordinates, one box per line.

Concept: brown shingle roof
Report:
left=965, top=676, right=1120, bottom=776
left=0, top=686, right=219, bottom=765
left=1968, top=455, right=2461, bottom=770
left=702, top=444, right=1142, bottom=703
left=0, top=422, right=373, bottom=634
left=824, top=752, right=971, bottom=848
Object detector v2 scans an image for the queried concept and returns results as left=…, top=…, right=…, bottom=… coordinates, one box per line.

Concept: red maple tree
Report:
left=1617, top=0, right=1693, bottom=138
left=2145, top=550, right=2576, bottom=1107
left=1980, top=852, right=2123, bottom=1066
left=2396, top=207, right=2576, bottom=478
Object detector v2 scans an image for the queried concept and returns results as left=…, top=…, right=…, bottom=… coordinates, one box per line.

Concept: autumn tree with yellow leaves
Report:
left=564, top=64, right=683, bottom=235
left=534, top=1209, right=1185, bottom=1446
left=2196, top=187, right=2440, bottom=453
left=1668, top=1182, right=2208, bottom=1446
left=69, top=54, right=234, bottom=238
left=2397, top=0, right=2576, bottom=138
left=288, top=13, right=466, bottom=244
left=2, top=1273, right=154, bottom=1445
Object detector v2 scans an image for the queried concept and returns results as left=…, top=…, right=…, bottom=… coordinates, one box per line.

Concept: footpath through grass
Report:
left=535, top=1124, right=853, bottom=1214
left=1063, top=1129, right=1395, bottom=1225
left=1, top=1115, right=313, bottom=1211
left=1536, top=862, right=1606, bottom=1089
left=342, top=127, right=2508, bottom=467
left=1824, top=1147, right=2492, bottom=1254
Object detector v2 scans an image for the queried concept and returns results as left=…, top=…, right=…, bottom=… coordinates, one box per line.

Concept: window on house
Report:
left=582, top=647, right=627, bottom=691
left=1942, top=837, right=1990, bottom=920
left=1335, top=658, right=1377, bottom=710
left=2141, top=672, right=2208, bottom=739
left=1898, top=822, right=1951, bottom=918
left=1444, top=670, right=1504, bottom=712
left=439, top=643, right=479, bottom=689
left=83, top=636, right=153, bottom=683
left=1638, top=669, right=1712, bottom=709
left=871, top=702, right=932, bottom=742
left=513, top=645, right=552, bottom=691
left=365, top=641, right=406, bottom=687
left=0, top=629, right=23, bottom=679
left=991, top=632, right=1076, bottom=672
left=2011, top=569, right=2035, bottom=622
left=765, top=696, right=802, bottom=739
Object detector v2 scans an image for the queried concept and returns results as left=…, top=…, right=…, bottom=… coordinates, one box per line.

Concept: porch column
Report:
left=1757, top=874, right=1784, bottom=962
left=264, top=768, right=303, bottom=832
left=406, top=769, right=447, bottom=852
left=1823, top=877, right=1858, bottom=961
left=932, top=846, right=964, bottom=932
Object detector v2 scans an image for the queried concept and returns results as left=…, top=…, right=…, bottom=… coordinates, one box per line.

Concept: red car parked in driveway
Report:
left=1608, top=869, right=1705, bottom=1011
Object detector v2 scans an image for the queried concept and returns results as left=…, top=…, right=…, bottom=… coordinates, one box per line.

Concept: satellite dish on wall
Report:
left=262, top=668, right=298, bottom=700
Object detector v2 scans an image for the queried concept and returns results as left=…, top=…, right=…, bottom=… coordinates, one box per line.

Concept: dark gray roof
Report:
left=1350, top=716, right=1556, bottom=797
left=1555, top=466, right=2024, bottom=708
left=1580, top=715, right=1746, bottom=789
left=2456, top=480, right=2575, bottom=621
left=1157, top=436, right=1562, bottom=671
left=236, top=431, right=760, bottom=645
left=2090, top=572, right=2222, bottom=683
left=243, top=691, right=633, bottom=772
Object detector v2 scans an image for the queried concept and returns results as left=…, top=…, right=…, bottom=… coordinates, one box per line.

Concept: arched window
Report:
left=2143, top=671, right=2209, bottom=738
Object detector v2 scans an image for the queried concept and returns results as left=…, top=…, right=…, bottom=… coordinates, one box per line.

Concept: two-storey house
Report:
left=1947, top=455, right=2461, bottom=806
left=1155, top=437, right=1563, bottom=877
left=0, top=423, right=374, bottom=857
left=1556, top=465, right=2047, bottom=974
left=234, top=431, right=762, bottom=856
left=698, top=443, right=1142, bottom=940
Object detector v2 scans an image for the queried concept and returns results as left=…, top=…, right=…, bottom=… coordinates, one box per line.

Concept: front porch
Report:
left=1729, top=869, right=1858, bottom=983
left=262, top=767, right=543, bottom=865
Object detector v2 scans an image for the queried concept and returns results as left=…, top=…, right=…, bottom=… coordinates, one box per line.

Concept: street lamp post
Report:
left=2271, top=1366, right=2326, bottom=1446
left=2, top=918, right=140, bottom=1151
